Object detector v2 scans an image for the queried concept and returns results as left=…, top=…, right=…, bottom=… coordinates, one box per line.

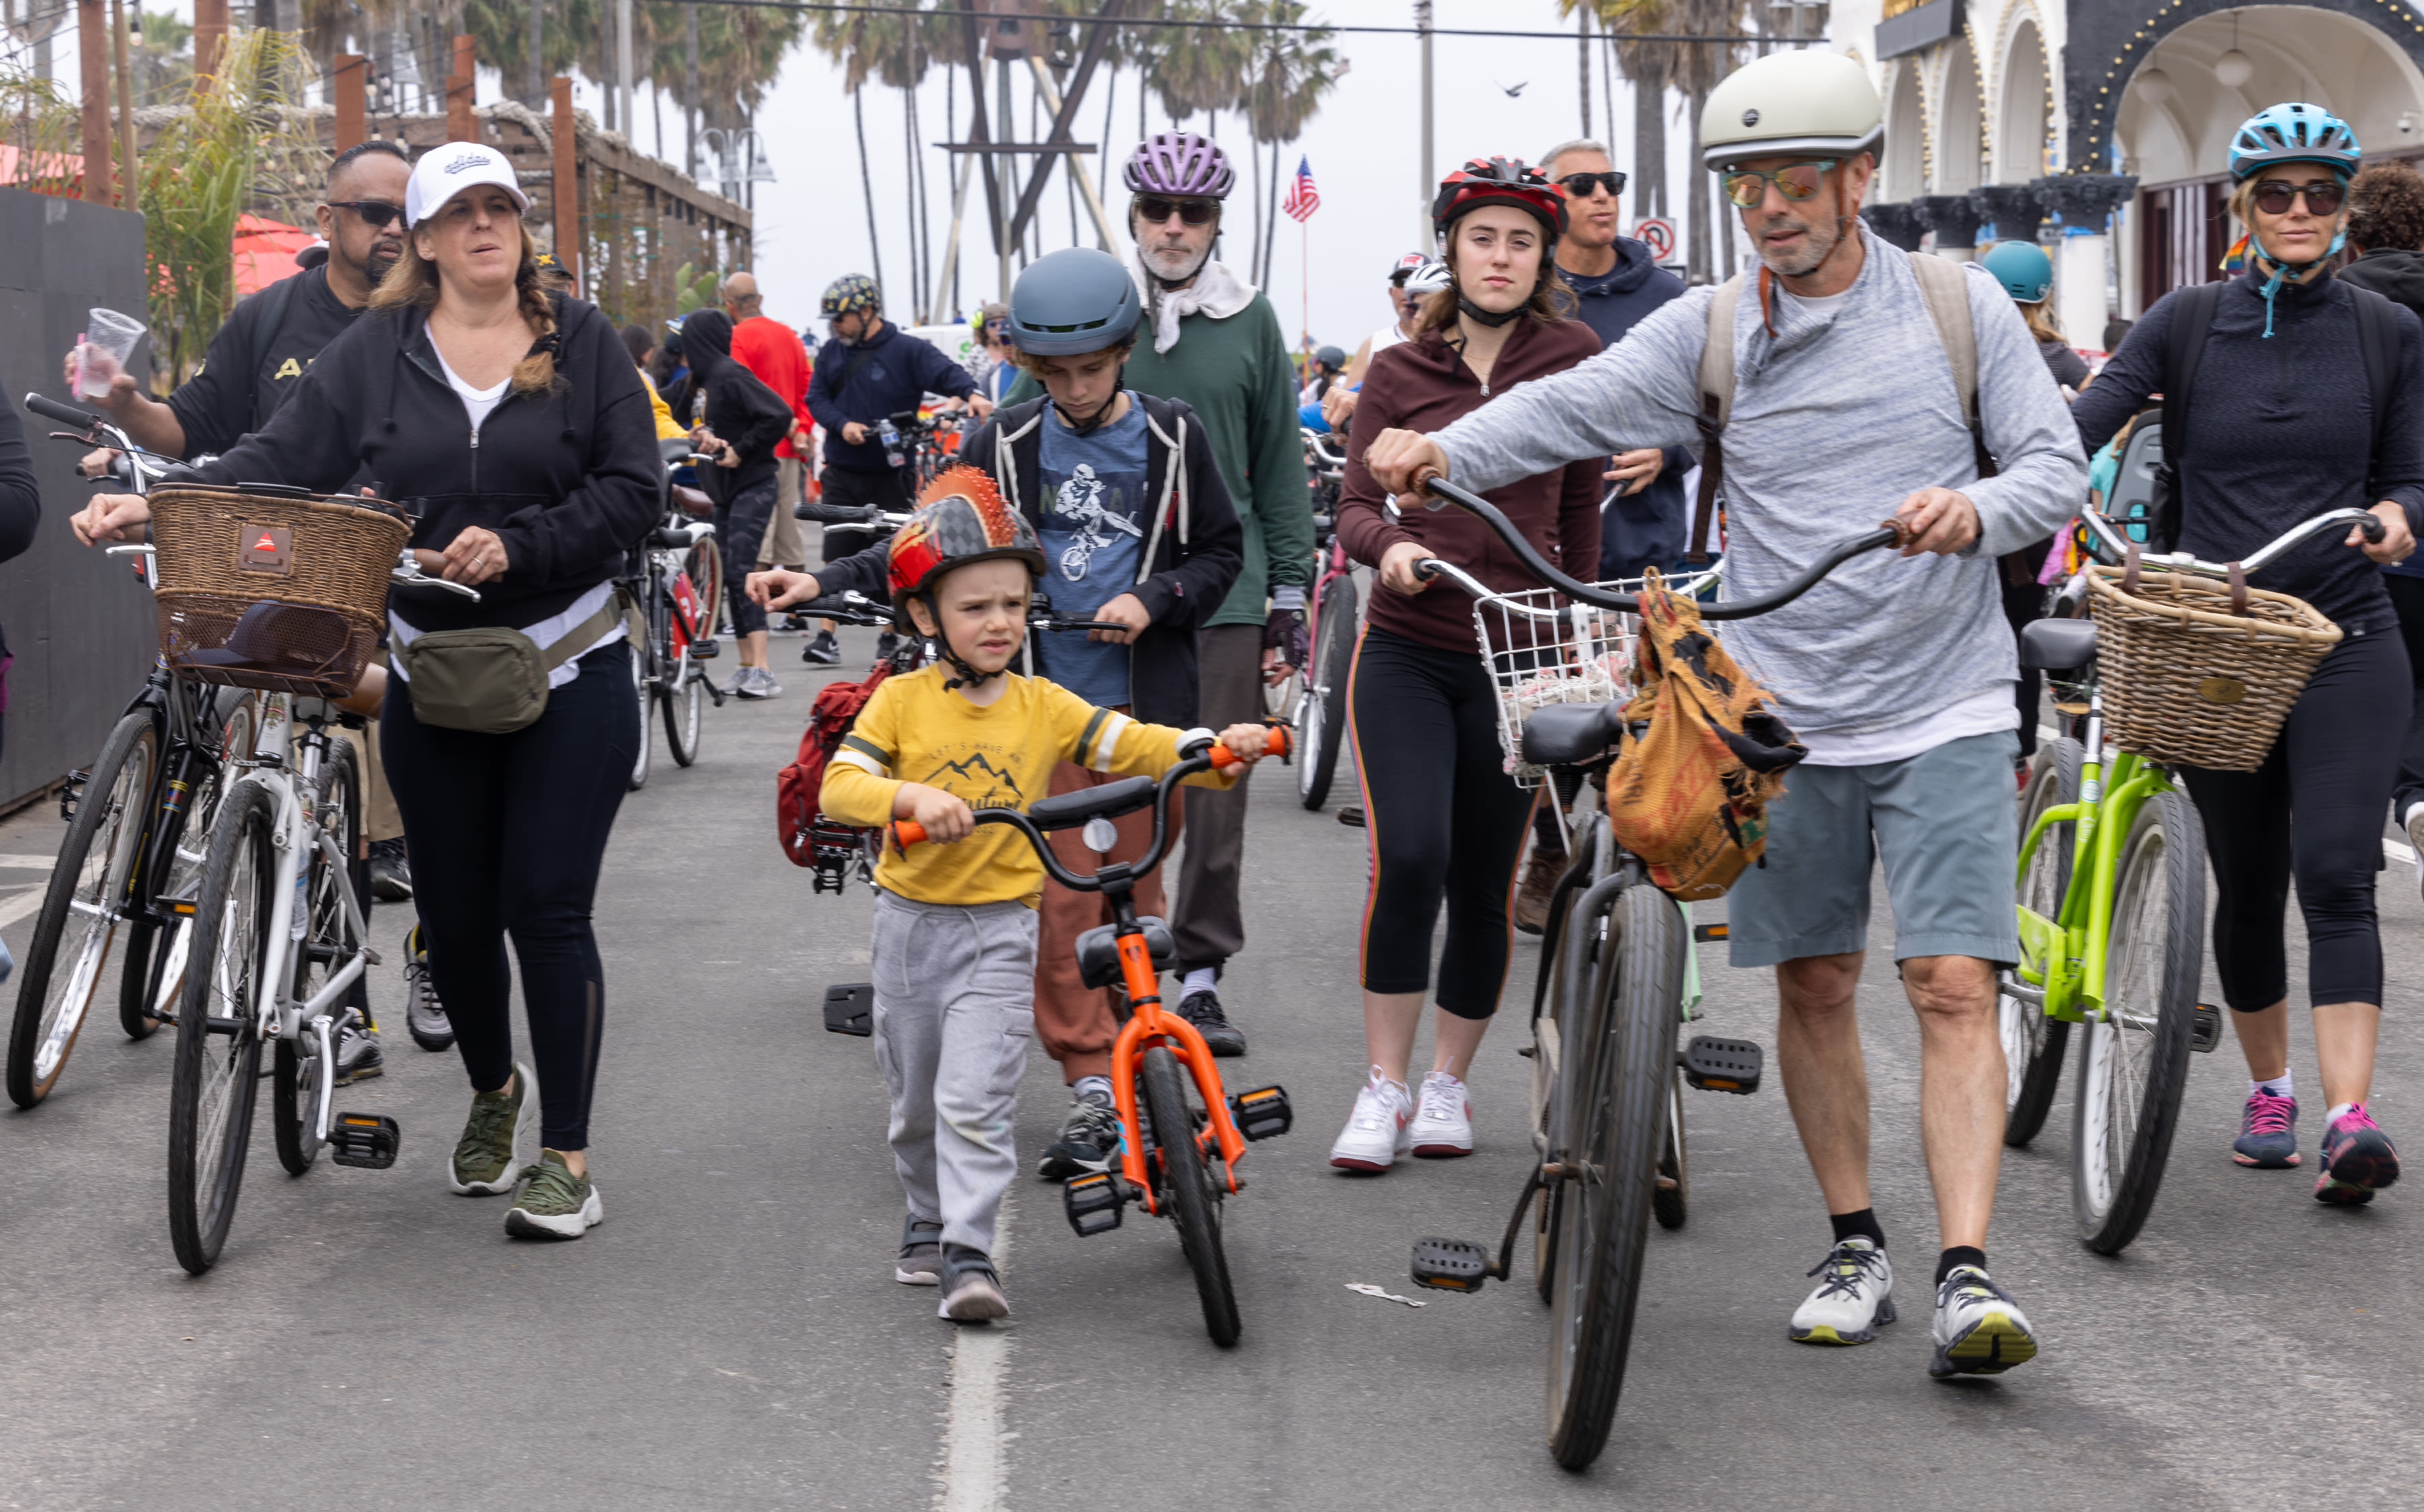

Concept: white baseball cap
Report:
left=403, top=141, right=530, bottom=228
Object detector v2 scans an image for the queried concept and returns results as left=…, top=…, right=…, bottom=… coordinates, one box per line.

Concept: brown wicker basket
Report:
left=2085, top=557, right=2341, bottom=771
left=147, top=484, right=411, bottom=696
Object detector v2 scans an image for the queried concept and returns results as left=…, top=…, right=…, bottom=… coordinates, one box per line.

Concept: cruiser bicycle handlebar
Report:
left=2073, top=505, right=2385, bottom=578
left=1407, top=473, right=1909, bottom=619
left=889, top=730, right=1286, bottom=889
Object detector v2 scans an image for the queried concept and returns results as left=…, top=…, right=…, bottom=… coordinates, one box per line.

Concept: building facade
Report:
left=1831, top=0, right=2424, bottom=339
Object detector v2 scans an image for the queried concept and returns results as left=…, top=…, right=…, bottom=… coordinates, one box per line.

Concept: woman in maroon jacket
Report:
left=1326, top=158, right=1604, bottom=1171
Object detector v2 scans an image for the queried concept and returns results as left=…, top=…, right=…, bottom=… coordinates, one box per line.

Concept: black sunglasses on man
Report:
left=1555, top=170, right=1627, bottom=200
left=328, top=200, right=405, bottom=229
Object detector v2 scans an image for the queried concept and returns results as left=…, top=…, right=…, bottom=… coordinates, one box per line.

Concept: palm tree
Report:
left=1239, top=0, right=1340, bottom=287
left=1671, top=0, right=1745, bottom=281
left=1598, top=0, right=1674, bottom=232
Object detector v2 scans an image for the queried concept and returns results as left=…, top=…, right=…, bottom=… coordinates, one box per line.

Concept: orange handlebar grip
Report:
left=1209, top=724, right=1289, bottom=769
left=891, top=820, right=927, bottom=848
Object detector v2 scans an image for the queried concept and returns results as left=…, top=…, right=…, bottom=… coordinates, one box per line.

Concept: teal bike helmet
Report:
left=2228, top=103, right=2360, bottom=337
left=1006, top=247, right=1141, bottom=357
left=1980, top=241, right=2053, bottom=303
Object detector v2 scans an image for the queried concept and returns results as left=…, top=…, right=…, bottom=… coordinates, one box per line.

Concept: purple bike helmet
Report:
left=1123, top=131, right=1236, bottom=199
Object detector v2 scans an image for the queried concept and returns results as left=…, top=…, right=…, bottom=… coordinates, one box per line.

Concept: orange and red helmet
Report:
left=1429, top=157, right=1568, bottom=243
left=885, top=467, right=1045, bottom=607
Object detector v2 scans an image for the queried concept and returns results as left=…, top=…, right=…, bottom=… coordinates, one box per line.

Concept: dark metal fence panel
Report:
left=0, top=189, right=158, bottom=810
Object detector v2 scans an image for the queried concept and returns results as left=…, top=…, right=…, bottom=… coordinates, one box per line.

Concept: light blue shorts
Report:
left=1726, top=730, right=2021, bottom=969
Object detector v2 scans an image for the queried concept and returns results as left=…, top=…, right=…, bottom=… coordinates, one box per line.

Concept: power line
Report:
left=673, top=0, right=1809, bottom=44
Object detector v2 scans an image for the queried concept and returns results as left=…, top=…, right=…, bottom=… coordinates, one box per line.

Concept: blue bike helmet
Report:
left=2229, top=102, right=2361, bottom=181
left=1007, top=247, right=1143, bottom=356
left=1980, top=240, right=2053, bottom=303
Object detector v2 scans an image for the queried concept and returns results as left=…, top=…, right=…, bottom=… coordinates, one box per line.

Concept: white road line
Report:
left=0, top=887, right=49, bottom=930
left=936, top=1193, right=1011, bottom=1512
left=0, top=854, right=60, bottom=869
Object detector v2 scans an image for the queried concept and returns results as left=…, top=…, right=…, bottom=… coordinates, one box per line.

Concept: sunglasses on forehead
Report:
left=328, top=199, right=405, bottom=228
left=2252, top=179, right=2345, bottom=215
left=1135, top=195, right=1218, bottom=226
left=1555, top=170, right=1627, bottom=199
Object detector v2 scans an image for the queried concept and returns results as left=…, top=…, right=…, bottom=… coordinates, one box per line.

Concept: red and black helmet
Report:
left=885, top=467, right=1046, bottom=607
left=1430, top=157, right=1568, bottom=243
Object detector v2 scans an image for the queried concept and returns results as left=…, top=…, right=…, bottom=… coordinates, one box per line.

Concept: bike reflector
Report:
left=329, top=1112, right=400, bottom=1169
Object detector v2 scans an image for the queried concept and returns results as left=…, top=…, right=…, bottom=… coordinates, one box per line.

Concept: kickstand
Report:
left=702, top=675, right=728, bottom=708
left=1486, top=1167, right=1547, bottom=1282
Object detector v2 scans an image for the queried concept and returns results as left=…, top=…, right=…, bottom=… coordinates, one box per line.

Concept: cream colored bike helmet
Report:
left=1699, top=51, right=1883, bottom=170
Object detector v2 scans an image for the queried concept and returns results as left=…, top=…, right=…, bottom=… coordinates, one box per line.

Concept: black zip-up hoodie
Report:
left=191, top=294, right=661, bottom=633
left=815, top=392, right=1242, bottom=725
left=679, top=307, right=792, bottom=505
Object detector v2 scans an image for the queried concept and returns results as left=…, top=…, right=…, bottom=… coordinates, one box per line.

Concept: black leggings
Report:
left=382, top=637, right=638, bottom=1148
left=2180, top=628, right=2410, bottom=1011
left=1351, top=625, right=1536, bottom=1018
left=713, top=478, right=776, bottom=638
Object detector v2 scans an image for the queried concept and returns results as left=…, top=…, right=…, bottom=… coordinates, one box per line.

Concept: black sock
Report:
left=1934, top=1245, right=1987, bottom=1286
left=1828, top=1208, right=1885, bottom=1249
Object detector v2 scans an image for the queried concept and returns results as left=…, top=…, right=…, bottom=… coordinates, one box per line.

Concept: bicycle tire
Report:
left=1142, top=1044, right=1242, bottom=1347
left=168, top=778, right=273, bottom=1275
left=2073, top=790, right=2202, bottom=1255
left=663, top=647, right=705, bottom=766
left=8, top=710, right=159, bottom=1107
left=628, top=633, right=654, bottom=792
left=2004, top=738, right=2081, bottom=1146
left=1546, top=882, right=1680, bottom=1471
left=1653, top=1066, right=1689, bottom=1231
left=123, top=694, right=257, bottom=1041
left=273, top=742, right=359, bottom=1177
left=116, top=917, right=160, bottom=1041
left=1297, top=575, right=1357, bottom=811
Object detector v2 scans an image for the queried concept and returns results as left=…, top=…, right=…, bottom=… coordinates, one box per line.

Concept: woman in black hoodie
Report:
left=677, top=306, right=793, bottom=697
left=72, top=143, right=659, bottom=1241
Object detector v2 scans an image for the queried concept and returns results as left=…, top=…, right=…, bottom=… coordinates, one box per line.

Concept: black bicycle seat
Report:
left=1027, top=774, right=1156, bottom=831
left=648, top=525, right=700, bottom=549
left=1520, top=702, right=1623, bottom=767
left=2018, top=618, right=2097, bottom=672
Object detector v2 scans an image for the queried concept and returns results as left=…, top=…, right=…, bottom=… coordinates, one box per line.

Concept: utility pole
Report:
left=685, top=5, right=700, bottom=180
left=1416, top=0, right=1433, bottom=249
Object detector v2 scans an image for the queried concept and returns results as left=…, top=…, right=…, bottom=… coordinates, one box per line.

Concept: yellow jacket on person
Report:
left=640, top=368, right=685, bottom=441
left=821, top=665, right=1238, bottom=907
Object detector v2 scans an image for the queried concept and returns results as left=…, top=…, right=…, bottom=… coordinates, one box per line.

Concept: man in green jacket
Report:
left=1007, top=131, right=1315, bottom=1055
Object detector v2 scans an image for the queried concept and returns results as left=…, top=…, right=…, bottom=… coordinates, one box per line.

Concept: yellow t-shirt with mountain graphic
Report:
left=820, top=664, right=1236, bottom=907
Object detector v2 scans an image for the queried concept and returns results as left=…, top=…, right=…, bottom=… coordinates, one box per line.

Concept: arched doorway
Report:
left=1884, top=59, right=1925, bottom=203
left=1935, top=34, right=1984, bottom=193
left=1996, top=18, right=2050, bottom=183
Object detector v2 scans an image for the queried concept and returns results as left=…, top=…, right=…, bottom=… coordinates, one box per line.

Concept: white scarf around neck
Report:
left=1133, top=255, right=1256, bottom=354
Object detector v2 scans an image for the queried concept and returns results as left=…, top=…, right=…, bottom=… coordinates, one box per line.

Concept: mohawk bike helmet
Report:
left=2228, top=103, right=2361, bottom=335
left=1430, top=159, right=1568, bottom=326
left=821, top=273, right=882, bottom=320
left=1123, top=131, right=1235, bottom=199
left=1697, top=49, right=1884, bottom=170
left=886, top=467, right=1047, bottom=690
left=1980, top=240, right=2054, bottom=304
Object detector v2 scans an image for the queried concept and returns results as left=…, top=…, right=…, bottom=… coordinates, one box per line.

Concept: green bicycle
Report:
left=2000, top=504, right=2384, bottom=1254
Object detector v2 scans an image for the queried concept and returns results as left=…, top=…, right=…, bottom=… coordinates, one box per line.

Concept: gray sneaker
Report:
left=731, top=665, right=782, bottom=699
left=450, top=1062, right=533, bottom=1195
left=939, top=1244, right=1008, bottom=1321
left=896, top=1215, right=945, bottom=1285
left=335, top=1024, right=384, bottom=1083
left=404, top=924, right=452, bottom=1052
left=504, top=1149, right=604, bottom=1240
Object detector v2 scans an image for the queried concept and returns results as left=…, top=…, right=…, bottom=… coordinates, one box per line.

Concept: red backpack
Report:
left=777, top=664, right=892, bottom=870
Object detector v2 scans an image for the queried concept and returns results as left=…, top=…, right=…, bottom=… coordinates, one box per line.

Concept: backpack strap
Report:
left=1689, top=273, right=1749, bottom=563
left=2347, top=281, right=2402, bottom=497
left=2157, top=280, right=2227, bottom=482
left=1906, top=250, right=1993, bottom=477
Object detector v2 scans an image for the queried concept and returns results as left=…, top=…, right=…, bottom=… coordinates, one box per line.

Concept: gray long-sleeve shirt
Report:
left=1432, top=226, right=2087, bottom=744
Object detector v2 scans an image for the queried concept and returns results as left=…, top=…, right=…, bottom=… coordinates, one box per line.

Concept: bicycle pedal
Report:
left=59, top=767, right=88, bottom=822
left=1410, top=1237, right=1490, bottom=1293
left=1681, top=1035, right=1762, bottom=1094
left=823, top=982, right=873, bottom=1037
left=690, top=640, right=720, bottom=660
left=1226, top=1085, right=1292, bottom=1142
left=1063, top=1171, right=1128, bottom=1237
left=328, top=1112, right=399, bottom=1169
left=2190, top=1002, right=2223, bottom=1054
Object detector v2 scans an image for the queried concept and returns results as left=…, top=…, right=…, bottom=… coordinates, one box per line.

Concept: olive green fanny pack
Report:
left=392, top=591, right=629, bottom=734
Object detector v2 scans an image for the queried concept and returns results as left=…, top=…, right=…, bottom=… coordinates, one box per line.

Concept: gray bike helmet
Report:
left=1006, top=247, right=1143, bottom=355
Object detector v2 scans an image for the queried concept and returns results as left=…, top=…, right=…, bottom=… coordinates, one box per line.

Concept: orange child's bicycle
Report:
left=894, top=728, right=1296, bottom=1346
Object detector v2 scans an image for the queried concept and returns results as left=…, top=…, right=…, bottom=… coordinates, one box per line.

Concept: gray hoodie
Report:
left=1431, top=226, right=2087, bottom=745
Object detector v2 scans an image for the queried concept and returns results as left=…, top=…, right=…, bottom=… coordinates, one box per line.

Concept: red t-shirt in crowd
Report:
left=731, top=314, right=813, bottom=460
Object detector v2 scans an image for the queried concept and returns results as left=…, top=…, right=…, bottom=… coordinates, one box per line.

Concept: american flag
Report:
left=1282, top=156, right=1320, bottom=222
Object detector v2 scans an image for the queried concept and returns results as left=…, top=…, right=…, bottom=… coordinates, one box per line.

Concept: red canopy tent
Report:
left=232, top=213, right=317, bottom=296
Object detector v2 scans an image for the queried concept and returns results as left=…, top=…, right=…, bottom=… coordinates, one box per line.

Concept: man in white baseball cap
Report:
left=404, top=141, right=530, bottom=228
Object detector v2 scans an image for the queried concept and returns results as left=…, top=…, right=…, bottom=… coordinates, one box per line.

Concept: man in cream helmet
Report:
left=1364, top=49, right=2085, bottom=1380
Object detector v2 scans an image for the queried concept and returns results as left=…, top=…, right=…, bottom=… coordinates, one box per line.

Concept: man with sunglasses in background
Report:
left=1003, top=130, right=1314, bottom=1062
left=63, top=137, right=432, bottom=1078
left=1364, top=50, right=2083, bottom=1382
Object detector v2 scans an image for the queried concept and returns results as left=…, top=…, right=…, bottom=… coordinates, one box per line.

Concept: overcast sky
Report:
left=114, top=1, right=1745, bottom=351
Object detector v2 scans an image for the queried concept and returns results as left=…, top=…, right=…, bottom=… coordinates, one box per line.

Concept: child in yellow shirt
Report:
left=819, top=469, right=1273, bottom=1321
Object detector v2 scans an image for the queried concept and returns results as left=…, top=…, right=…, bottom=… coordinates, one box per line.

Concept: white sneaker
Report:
left=1928, top=1265, right=2038, bottom=1378
left=1788, top=1238, right=1895, bottom=1344
left=1409, top=1070, right=1475, bottom=1158
left=1328, top=1066, right=1413, bottom=1172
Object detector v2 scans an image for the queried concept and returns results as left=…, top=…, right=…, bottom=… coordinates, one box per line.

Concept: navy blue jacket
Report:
left=805, top=320, right=980, bottom=473
left=1558, top=237, right=1691, bottom=579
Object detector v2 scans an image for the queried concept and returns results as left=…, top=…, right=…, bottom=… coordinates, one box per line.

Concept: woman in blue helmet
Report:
left=2073, top=102, right=2424, bottom=1202
left=1980, top=240, right=2089, bottom=390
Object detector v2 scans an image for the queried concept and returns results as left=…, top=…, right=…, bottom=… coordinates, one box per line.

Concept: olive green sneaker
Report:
left=448, top=1062, right=533, bottom=1196
left=504, top=1150, right=604, bottom=1241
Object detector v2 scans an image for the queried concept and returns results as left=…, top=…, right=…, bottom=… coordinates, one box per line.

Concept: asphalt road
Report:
left=3, top=625, right=2421, bottom=1510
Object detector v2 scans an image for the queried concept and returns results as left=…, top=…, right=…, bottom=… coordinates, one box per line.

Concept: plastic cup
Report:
left=77, top=306, right=145, bottom=399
